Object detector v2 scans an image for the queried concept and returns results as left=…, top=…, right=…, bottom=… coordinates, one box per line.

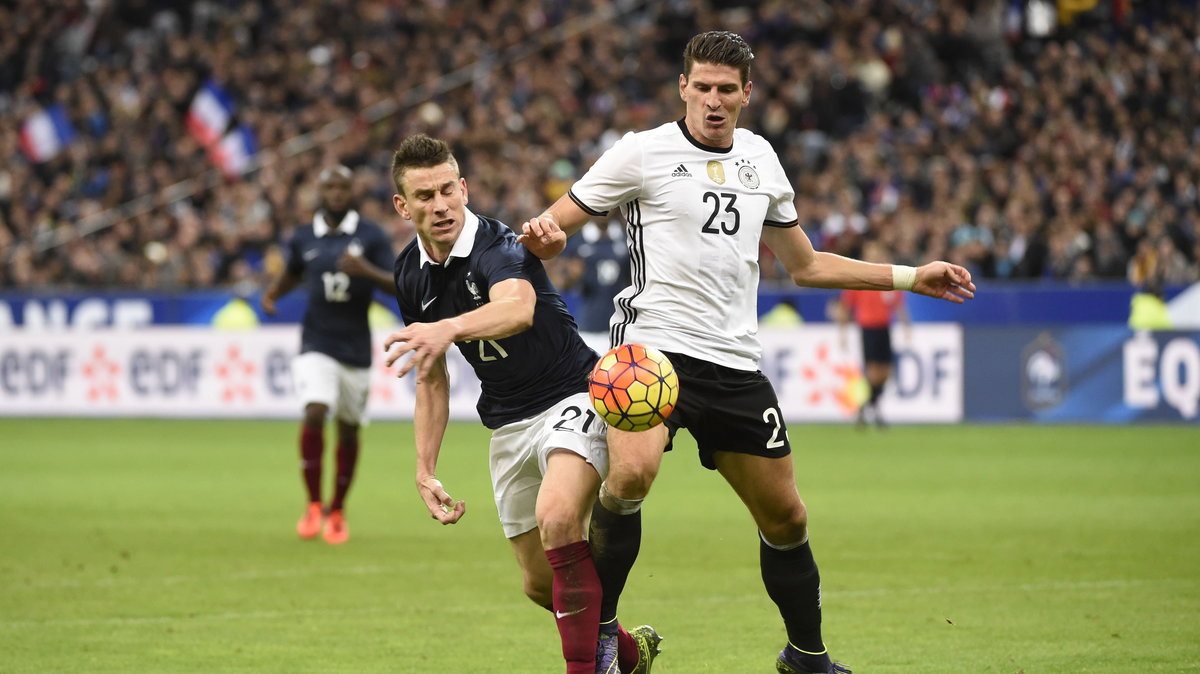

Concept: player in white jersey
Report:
left=566, top=114, right=796, bottom=370
left=520, top=31, right=976, bottom=674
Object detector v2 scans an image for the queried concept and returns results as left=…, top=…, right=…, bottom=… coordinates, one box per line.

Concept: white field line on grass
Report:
left=0, top=606, right=395, bottom=629
left=10, top=564, right=405, bottom=589
left=2, top=577, right=1193, bottom=630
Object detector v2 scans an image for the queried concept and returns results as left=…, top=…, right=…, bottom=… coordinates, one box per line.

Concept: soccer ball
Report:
left=588, top=344, right=679, bottom=432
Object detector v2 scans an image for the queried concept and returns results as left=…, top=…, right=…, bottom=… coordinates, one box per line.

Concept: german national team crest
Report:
left=706, top=160, right=726, bottom=184
left=736, top=159, right=760, bottom=189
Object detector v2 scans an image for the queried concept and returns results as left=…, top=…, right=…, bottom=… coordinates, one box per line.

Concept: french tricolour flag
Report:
left=19, top=105, right=77, bottom=162
left=210, top=126, right=258, bottom=178
left=185, top=80, right=234, bottom=146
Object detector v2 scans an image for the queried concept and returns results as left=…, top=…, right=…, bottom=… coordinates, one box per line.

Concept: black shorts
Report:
left=661, top=351, right=791, bottom=470
left=860, top=327, right=894, bottom=364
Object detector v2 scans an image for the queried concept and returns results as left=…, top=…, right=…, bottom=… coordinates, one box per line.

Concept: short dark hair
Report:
left=683, top=31, right=754, bottom=85
left=391, top=134, right=459, bottom=195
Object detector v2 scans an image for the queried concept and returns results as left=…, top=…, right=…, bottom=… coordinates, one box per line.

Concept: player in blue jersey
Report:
left=383, top=135, right=660, bottom=674
left=262, top=165, right=396, bottom=545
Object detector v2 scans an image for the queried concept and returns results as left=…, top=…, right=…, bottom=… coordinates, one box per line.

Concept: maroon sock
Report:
left=329, top=439, right=359, bottom=512
left=616, top=624, right=638, bottom=672
left=546, top=541, right=603, bottom=674
left=299, top=425, right=324, bottom=504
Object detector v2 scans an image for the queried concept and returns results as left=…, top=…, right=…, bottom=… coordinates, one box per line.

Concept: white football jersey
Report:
left=569, top=120, right=798, bottom=371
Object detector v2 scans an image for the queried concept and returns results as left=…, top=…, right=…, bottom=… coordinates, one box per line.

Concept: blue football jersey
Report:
left=285, top=211, right=395, bottom=367
left=393, top=211, right=598, bottom=429
left=568, top=232, right=630, bottom=335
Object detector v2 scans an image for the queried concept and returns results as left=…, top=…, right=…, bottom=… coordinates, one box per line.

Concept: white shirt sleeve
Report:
left=568, top=131, right=643, bottom=216
left=765, top=153, right=799, bottom=227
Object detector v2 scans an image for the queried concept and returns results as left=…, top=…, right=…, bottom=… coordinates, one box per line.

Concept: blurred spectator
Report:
left=0, top=0, right=1196, bottom=292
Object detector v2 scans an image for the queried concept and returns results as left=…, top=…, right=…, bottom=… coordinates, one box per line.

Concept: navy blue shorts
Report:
left=860, top=327, right=894, bottom=364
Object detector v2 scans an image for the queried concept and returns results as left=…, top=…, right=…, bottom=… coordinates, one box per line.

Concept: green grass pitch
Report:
left=2, top=419, right=1197, bottom=673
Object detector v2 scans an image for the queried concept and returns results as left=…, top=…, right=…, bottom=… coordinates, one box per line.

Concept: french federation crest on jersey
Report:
left=465, top=272, right=482, bottom=302
left=706, top=160, right=726, bottom=185
left=736, top=159, right=760, bottom=189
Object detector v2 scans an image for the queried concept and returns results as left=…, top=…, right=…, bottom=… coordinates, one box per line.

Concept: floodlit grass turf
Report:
left=1, top=420, right=1197, bottom=673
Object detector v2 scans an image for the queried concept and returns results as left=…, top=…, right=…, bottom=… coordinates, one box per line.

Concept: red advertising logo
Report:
left=215, top=344, right=258, bottom=402
left=81, top=344, right=121, bottom=401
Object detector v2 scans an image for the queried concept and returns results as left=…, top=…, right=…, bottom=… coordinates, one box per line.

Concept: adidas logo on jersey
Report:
left=670, top=164, right=691, bottom=177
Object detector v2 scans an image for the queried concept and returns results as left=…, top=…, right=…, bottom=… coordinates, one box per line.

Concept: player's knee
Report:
left=336, top=421, right=359, bottom=442
left=605, top=465, right=656, bottom=500
left=523, top=576, right=552, bottom=610
left=303, top=404, right=327, bottom=427
left=535, top=513, right=584, bottom=550
left=760, top=501, right=809, bottom=544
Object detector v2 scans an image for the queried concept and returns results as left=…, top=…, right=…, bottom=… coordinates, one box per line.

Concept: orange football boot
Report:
left=323, top=509, right=349, bottom=544
left=296, top=502, right=323, bottom=539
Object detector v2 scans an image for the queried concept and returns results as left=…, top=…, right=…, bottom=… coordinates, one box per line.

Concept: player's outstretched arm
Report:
left=762, top=226, right=976, bottom=301
left=383, top=278, right=536, bottom=382
left=518, top=192, right=591, bottom=260
left=413, top=356, right=465, bottom=525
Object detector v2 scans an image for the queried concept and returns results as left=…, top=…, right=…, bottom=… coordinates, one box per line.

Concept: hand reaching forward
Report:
left=517, top=215, right=567, bottom=260
left=417, top=476, right=465, bottom=525
left=383, top=320, right=459, bottom=381
left=914, top=262, right=976, bottom=303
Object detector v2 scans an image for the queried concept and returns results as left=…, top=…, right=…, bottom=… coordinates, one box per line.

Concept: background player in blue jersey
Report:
left=261, top=165, right=395, bottom=545
left=382, top=135, right=659, bottom=674
left=555, top=216, right=631, bottom=353
left=521, top=32, right=975, bottom=674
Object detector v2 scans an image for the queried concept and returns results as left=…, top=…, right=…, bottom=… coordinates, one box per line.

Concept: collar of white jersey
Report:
left=313, top=210, right=360, bottom=237
left=676, top=119, right=734, bottom=154
left=419, top=208, right=480, bottom=267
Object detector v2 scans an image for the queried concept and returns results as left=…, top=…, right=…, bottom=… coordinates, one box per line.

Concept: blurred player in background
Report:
left=521, top=31, right=975, bottom=674
left=554, top=215, right=631, bottom=353
left=835, top=240, right=911, bottom=429
left=382, top=135, right=659, bottom=674
left=261, top=165, right=396, bottom=544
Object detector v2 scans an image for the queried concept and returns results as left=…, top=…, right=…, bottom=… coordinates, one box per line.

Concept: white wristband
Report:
left=891, top=265, right=917, bottom=291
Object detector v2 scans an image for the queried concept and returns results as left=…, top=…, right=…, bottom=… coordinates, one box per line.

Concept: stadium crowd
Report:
left=1, top=0, right=1197, bottom=292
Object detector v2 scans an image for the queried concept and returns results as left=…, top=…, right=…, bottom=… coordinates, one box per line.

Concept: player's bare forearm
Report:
left=383, top=281, right=534, bottom=381
left=446, top=284, right=535, bottom=341
left=789, top=251, right=895, bottom=290
left=339, top=253, right=396, bottom=296
left=764, top=226, right=886, bottom=290
left=262, top=272, right=301, bottom=314
left=362, top=265, right=398, bottom=296
left=794, top=253, right=975, bottom=302
left=763, top=227, right=974, bottom=301
left=413, top=367, right=464, bottom=524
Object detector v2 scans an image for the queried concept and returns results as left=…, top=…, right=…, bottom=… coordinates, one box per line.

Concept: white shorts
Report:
left=292, top=351, right=371, bottom=425
left=489, top=391, right=609, bottom=538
